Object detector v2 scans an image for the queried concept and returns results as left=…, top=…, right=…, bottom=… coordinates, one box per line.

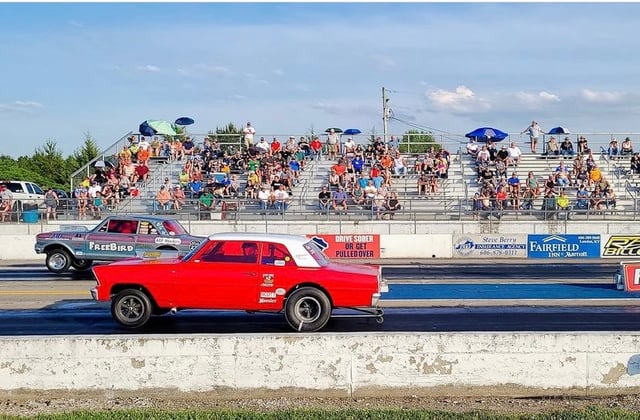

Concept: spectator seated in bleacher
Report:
left=560, top=137, right=575, bottom=157
left=631, top=153, right=640, bottom=174
left=590, top=186, right=605, bottom=212
left=577, top=136, right=589, bottom=154
left=466, top=138, right=479, bottom=157
left=332, top=186, right=348, bottom=214
left=555, top=161, right=572, bottom=187
left=384, top=191, right=402, bottom=220
left=392, top=152, right=408, bottom=177
left=608, top=138, right=620, bottom=158
left=476, top=145, right=491, bottom=166
left=622, top=137, right=634, bottom=156
left=544, top=136, right=560, bottom=156
left=604, top=186, right=617, bottom=209
left=575, top=185, right=589, bottom=211
left=318, top=185, right=331, bottom=213
left=351, top=183, right=365, bottom=207
left=507, top=142, right=523, bottom=166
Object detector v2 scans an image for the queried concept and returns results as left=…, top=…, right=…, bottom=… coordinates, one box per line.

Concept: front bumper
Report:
left=90, top=287, right=98, bottom=301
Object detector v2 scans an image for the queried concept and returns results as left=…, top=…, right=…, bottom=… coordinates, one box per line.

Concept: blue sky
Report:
left=2, top=2, right=640, bottom=157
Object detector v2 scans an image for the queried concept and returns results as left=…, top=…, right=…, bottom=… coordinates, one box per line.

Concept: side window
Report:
left=261, top=243, right=295, bottom=266
left=106, top=219, right=139, bottom=234
left=200, top=241, right=259, bottom=264
left=138, top=220, right=158, bottom=235
left=32, top=184, right=44, bottom=195
left=25, top=184, right=35, bottom=194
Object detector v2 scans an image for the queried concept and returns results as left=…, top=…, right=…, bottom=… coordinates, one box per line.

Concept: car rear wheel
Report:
left=46, top=249, right=72, bottom=273
left=284, top=287, right=331, bottom=332
left=111, top=289, right=152, bottom=328
left=71, top=259, right=93, bottom=271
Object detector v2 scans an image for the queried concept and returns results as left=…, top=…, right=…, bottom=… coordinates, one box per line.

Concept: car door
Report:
left=175, top=240, right=260, bottom=309
left=84, top=218, right=138, bottom=259
left=252, top=242, right=298, bottom=310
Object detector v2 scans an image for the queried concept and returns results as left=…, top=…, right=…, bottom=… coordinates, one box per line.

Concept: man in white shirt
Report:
left=507, top=142, right=522, bottom=166
left=255, top=137, right=270, bottom=155
left=257, top=186, right=271, bottom=213
left=138, top=136, right=150, bottom=151
left=343, top=137, right=356, bottom=156
left=273, top=184, right=290, bottom=212
left=243, top=122, right=256, bottom=150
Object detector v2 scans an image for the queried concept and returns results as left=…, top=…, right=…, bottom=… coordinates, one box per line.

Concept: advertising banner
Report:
left=601, top=235, right=640, bottom=258
left=527, top=234, right=600, bottom=258
left=452, top=234, right=527, bottom=258
left=307, top=234, right=380, bottom=259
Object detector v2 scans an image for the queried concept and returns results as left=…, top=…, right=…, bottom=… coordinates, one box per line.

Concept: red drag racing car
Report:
left=92, top=233, right=387, bottom=332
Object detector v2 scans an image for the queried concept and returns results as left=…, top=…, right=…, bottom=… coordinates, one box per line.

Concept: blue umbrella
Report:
left=465, top=127, right=509, bottom=142
left=343, top=128, right=362, bottom=136
left=547, top=126, right=570, bottom=135
left=175, top=117, right=195, bottom=126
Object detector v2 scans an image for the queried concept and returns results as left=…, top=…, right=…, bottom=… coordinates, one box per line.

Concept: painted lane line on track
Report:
left=0, top=290, right=89, bottom=296
left=380, top=299, right=640, bottom=307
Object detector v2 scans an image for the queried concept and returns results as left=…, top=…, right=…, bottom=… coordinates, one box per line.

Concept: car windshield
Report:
left=162, top=220, right=188, bottom=236
left=303, top=241, right=330, bottom=267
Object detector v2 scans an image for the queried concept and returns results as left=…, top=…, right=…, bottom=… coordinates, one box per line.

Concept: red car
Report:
left=92, top=233, right=387, bottom=332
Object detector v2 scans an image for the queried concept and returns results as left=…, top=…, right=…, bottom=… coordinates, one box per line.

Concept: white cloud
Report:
left=0, top=101, right=43, bottom=113
left=580, top=89, right=624, bottom=103
left=512, top=91, right=561, bottom=107
left=427, top=85, right=490, bottom=113
left=177, top=68, right=190, bottom=77
left=195, top=64, right=231, bottom=74
left=137, top=65, right=160, bottom=72
left=273, top=69, right=284, bottom=76
left=14, top=101, right=43, bottom=108
left=370, top=54, right=396, bottom=68
left=68, top=20, right=83, bottom=28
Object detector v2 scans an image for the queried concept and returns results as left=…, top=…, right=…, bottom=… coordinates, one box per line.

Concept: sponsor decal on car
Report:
left=155, top=237, right=182, bottom=245
left=88, top=242, right=134, bottom=252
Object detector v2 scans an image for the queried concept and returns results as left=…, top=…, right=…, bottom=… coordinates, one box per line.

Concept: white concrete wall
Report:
left=1, top=333, right=640, bottom=395
left=4, top=219, right=640, bottom=260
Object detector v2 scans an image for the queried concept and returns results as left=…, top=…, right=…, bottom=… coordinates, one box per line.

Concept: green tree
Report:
left=69, top=132, right=100, bottom=168
left=401, top=130, right=436, bottom=153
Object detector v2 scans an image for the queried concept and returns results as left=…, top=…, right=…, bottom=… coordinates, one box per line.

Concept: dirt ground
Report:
left=2, top=391, right=640, bottom=417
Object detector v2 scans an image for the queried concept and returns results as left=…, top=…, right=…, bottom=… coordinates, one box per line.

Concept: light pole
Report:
left=382, top=87, right=391, bottom=143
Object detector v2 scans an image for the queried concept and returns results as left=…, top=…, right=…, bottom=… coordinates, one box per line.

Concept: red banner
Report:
left=307, top=234, right=380, bottom=259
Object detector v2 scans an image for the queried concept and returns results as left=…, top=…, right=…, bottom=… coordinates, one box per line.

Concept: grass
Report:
left=1, top=407, right=639, bottom=420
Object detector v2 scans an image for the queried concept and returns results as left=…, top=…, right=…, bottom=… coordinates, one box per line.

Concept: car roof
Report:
left=207, top=232, right=310, bottom=246
left=104, top=215, right=180, bottom=222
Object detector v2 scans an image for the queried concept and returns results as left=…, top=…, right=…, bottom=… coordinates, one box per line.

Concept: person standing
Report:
left=243, top=122, right=256, bottom=151
left=521, top=120, right=545, bottom=154
left=326, top=129, right=340, bottom=160
left=44, top=188, right=59, bottom=222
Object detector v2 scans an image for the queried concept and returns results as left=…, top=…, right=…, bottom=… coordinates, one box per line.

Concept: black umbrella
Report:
left=175, top=117, right=195, bottom=126
left=325, top=128, right=343, bottom=133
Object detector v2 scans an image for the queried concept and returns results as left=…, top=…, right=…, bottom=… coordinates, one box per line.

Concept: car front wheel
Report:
left=46, top=249, right=72, bottom=273
left=111, top=289, right=152, bottom=328
left=284, top=287, right=331, bottom=332
left=71, top=259, right=93, bottom=271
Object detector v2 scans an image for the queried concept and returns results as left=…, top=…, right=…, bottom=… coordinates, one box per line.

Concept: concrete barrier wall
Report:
left=5, top=219, right=640, bottom=261
left=2, top=333, right=640, bottom=395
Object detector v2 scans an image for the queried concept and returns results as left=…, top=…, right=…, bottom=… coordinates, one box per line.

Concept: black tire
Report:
left=111, top=289, right=152, bottom=328
left=45, top=249, right=72, bottom=274
left=284, top=287, right=332, bottom=332
left=71, top=259, right=93, bottom=271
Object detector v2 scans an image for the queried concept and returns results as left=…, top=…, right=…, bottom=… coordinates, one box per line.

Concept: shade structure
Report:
left=343, top=128, right=362, bottom=136
left=175, top=117, right=195, bottom=126
left=139, top=120, right=177, bottom=136
left=324, top=128, right=343, bottom=133
left=465, top=127, right=509, bottom=142
left=547, top=126, right=570, bottom=135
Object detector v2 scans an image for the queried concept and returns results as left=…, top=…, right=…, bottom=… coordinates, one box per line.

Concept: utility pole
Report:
left=382, top=87, right=390, bottom=143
